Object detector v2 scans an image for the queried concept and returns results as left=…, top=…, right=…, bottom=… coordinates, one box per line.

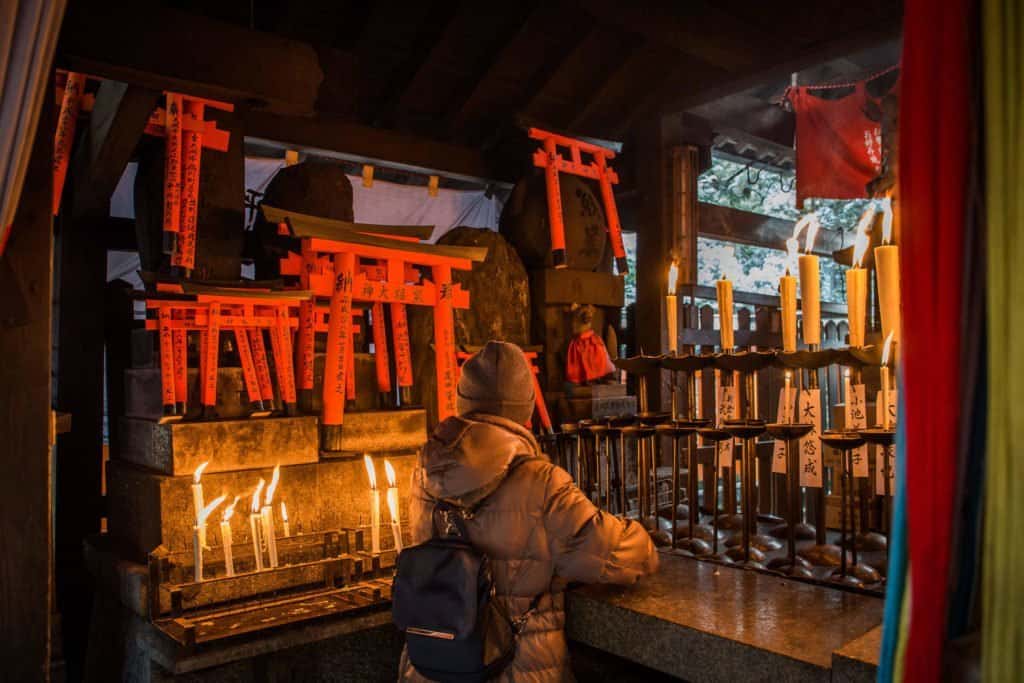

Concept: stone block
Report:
left=318, top=409, right=426, bottom=456
left=118, top=416, right=320, bottom=476
left=125, top=353, right=383, bottom=422
left=530, top=268, right=625, bottom=307
left=107, top=453, right=418, bottom=560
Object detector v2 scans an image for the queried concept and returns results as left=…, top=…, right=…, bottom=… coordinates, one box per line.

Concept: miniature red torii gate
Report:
left=528, top=127, right=628, bottom=274
left=144, top=285, right=310, bottom=421
left=264, top=205, right=486, bottom=451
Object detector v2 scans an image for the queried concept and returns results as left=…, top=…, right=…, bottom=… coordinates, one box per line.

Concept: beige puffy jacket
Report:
left=398, top=413, right=659, bottom=682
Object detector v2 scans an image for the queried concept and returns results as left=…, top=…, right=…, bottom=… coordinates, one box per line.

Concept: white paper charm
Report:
left=798, top=388, right=823, bottom=488
left=772, top=387, right=793, bottom=474
left=874, top=389, right=898, bottom=496
left=846, top=383, right=869, bottom=477
left=716, top=382, right=738, bottom=469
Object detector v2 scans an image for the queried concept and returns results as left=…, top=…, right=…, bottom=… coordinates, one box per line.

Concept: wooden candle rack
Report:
left=147, top=527, right=404, bottom=649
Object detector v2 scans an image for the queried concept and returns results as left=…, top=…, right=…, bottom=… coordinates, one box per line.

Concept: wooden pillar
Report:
left=0, top=80, right=54, bottom=678
left=632, top=113, right=710, bottom=412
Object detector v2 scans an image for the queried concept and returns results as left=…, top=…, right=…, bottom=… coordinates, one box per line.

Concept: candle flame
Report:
left=264, top=464, right=280, bottom=506
left=803, top=214, right=821, bottom=254
left=251, top=479, right=265, bottom=514
left=193, top=461, right=209, bottom=484
left=384, top=459, right=397, bottom=488
left=223, top=495, right=241, bottom=522
left=667, top=261, right=679, bottom=294
left=281, top=501, right=288, bottom=522
left=879, top=197, right=894, bottom=244
left=363, top=455, right=377, bottom=490
left=198, top=494, right=226, bottom=525
left=844, top=367, right=851, bottom=379
left=785, top=370, right=792, bottom=382
left=881, top=331, right=895, bottom=365
left=852, top=206, right=874, bottom=268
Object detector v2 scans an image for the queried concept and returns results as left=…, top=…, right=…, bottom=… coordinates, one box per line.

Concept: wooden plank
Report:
left=57, top=1, right=324, bottom=115
left=260, top=207, right=433, bottom=241
left=262, top=205, right=488, bottom=263
left=71, top=80, right=160, bottom=218
left=698, top=202, right=843, bottom=257
left=530, top=268, right=625, bottom=308
left=244, top=112, right=510, bottom=183
left=0, top=75, right=53, bottom=679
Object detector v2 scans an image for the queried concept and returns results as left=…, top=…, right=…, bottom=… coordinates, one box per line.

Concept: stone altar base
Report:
left=566, top=552, right=883, bottom=682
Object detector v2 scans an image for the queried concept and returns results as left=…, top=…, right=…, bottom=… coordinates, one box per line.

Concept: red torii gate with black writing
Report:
left=264, top=205, right=487, bottom=451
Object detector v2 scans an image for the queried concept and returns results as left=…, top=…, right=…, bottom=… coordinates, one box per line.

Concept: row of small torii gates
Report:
left=144, top=205, right=553, bottom=450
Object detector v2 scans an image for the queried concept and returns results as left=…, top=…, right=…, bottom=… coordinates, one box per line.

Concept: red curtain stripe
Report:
left=898, top=0, right=972, bottom=679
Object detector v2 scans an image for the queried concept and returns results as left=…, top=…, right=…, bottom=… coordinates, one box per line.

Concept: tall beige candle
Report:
left=847, top=207, right=875, bottom=347
left=716, top=277, right=734, bottom=351
left=798, top=254, right=820, bottom=346
left=780, top=270, right=797, bottom=352
left=797, top=214, right=821, bottom=345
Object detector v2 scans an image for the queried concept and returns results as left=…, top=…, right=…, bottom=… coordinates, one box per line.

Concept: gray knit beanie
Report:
left=457, top=341, right=536, bottom=424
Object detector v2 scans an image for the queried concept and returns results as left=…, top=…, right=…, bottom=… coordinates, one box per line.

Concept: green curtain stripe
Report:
left=983, top=0, right=1023, bottom=680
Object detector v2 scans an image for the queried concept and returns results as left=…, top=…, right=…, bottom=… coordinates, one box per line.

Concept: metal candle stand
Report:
left=777, top=348, right=841, bottom=567
left=607, top=345, right=893, bottom=594
left=764, top=422, right=815, bottom=578
left=818, top=431, right=881, bottom=587
left=695, top=426, right=735, bottom=563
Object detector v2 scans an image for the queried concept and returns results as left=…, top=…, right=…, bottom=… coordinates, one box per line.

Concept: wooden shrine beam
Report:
left=698, top=203, right=843, bottom=257
left=57, top=1, right=324, bottom=115
left=0, top=75, right=54, bottom=680
left=657, top=20, right=903, bottom=115
left=71, top=80, right=159, bottom=218
left=244, top=111, right=514, bottom=184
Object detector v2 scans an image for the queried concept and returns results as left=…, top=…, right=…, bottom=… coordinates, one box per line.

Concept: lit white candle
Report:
left=192, top=461, right=209, bottom=548
left=666, top=261, right=679, bottom=354
left=880, top=332, right=894, bottom=429
left=260, top=465, right=281, bottom=568
left=364, top=455, right=381, bottom=554
left=281, top=501, right=291, bottom=537
left=249, top=479, right=265, bottom=572
left=843, top=368, right=852, bottom=427
left=384, top=460, right=403, bottom=552
left=193, top=494, right=225, bottom=582
left=220, top=496, right=239, bottom=577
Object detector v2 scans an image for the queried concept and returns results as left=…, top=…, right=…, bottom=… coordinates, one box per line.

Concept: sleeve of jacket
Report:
left=542, top=464, right=658, bottom=584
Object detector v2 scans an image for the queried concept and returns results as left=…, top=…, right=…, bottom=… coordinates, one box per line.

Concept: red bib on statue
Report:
left=566, top=330, right=615, bottom=385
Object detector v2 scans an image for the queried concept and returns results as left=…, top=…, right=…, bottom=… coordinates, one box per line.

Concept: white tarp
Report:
left=108, top=156, right=503, bottom=283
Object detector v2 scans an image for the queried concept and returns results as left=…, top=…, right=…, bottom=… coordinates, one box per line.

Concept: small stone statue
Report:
left=565, top=304, right=616, bottom=386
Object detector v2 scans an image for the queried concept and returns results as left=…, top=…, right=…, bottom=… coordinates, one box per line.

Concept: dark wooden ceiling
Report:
left=168, top=0, right=902, bottom=139
left=59, top=0, right=903, bottom=181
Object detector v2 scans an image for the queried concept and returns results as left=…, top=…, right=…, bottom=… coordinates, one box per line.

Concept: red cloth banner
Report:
left=789, top=84, right=884, bottom=207
left=898, top=0, right=971, bottom=679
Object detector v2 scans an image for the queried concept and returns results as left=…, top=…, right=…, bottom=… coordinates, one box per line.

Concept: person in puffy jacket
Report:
left=399, top=341, right=659, bottom=682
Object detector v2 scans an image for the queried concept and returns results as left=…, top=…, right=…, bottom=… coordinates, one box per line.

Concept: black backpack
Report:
left=392, top=498, right=539, bottom=682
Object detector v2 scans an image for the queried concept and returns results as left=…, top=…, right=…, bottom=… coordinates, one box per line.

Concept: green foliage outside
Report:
left=621, top=153, right=870, bottom=304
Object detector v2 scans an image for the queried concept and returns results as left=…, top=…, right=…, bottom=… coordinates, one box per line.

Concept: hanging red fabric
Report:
left=789, top=83, right=883, bottom=207
left=565, top=330, right=615, bottom=385
left=898, top=0, right=971, bottom=679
